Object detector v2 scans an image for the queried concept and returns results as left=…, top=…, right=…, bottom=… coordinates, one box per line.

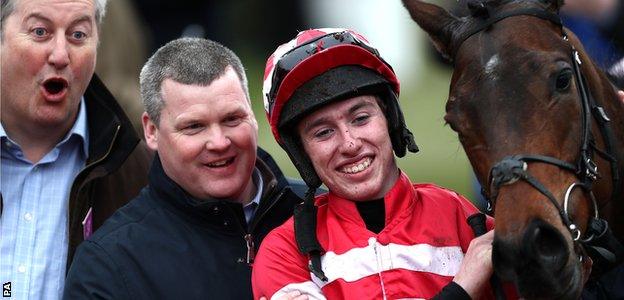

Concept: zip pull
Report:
left=245, top=234, right=255, bottom=264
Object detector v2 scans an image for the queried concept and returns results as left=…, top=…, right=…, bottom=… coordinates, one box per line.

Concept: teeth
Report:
left=207, top=158, right=231, bottom=167
left=341, top=158, right=372, bottom=174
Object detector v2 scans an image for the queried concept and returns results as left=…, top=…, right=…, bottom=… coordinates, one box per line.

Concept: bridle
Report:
left=452, top=1, right=621, bottom=265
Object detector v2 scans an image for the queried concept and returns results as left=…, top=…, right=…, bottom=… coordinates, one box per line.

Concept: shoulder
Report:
left=413, top=183, right=481, bottom=215
left=87, top=189, right=160, bottom=246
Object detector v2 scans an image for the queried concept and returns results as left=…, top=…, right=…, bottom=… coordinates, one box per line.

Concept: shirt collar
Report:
left=245, top=167, right=264, bottom=208
left=0, top=97, right=89, bottom=156
left=60, top=97, right=89, bottom=156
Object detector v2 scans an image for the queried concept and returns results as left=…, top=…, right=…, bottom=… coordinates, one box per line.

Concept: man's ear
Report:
left=142, top=112, right=159, bottom=151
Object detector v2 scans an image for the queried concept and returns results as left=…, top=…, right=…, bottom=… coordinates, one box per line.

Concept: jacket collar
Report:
left=84, top=74, right=140, bottom=167
left=148, top=151, right=282, bottom=225
left=324, top=171, right=416, bottom=229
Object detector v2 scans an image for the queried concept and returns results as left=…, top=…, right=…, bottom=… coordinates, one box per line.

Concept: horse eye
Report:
left=555, top=70, right=572, bottom=91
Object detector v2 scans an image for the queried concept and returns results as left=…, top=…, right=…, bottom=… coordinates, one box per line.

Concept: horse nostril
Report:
left=525, top=219, right=570, bottom=272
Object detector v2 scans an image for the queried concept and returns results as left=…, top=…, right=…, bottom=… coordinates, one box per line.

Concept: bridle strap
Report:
left=489, top=155, right=577, bottom=228
left=450, top=7, right=562, bottom=58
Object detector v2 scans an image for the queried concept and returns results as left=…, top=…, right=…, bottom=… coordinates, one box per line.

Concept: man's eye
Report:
left=32, top=27, right=47, bottom=37
left=223, top=116, right=243, bottom=126
left=314, top=128, right=333, bottom=139
left=353, top=115, right=370, bottom=124
left=71, top=31, right=86, bottom=40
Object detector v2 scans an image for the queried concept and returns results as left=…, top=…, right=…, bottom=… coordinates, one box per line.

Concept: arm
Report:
left=63, top=241, right=128, bottom=300
left=252, top=225, right=325, bottom=300
left=618, top=90, right=624, bottom=103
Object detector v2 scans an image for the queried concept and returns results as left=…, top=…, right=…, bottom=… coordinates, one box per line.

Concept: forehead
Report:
left=161, top=71, right=249, bottom=110
left=12, top=0, right=96, bottom=19
left=300, top=95, right=382, bottom=122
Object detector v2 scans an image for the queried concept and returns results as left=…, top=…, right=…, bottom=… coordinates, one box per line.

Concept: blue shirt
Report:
left=1, top=99, right=88, bottom=300
left=243, top=168, right=263, bottom=225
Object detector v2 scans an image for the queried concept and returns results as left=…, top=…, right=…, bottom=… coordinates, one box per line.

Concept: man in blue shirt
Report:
left=0, top=0, right=152, bottom=298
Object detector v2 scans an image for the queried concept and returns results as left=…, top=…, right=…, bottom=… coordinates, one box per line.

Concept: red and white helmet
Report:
left=263, top=28, right=417, bottom=188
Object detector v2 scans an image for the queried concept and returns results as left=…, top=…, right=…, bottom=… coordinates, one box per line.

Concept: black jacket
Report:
left=63, top=150, right=304, bottom=299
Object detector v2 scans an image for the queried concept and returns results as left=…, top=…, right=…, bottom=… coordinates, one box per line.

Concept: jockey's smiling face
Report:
left=297, top=95, right=399, bottom=201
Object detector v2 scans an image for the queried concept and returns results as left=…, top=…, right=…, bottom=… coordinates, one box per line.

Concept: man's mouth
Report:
left=340, top=157, right=372, bottom=174
left=42, top=78, right=69, bottom=97
left=205, top=157, right=235, bottom=168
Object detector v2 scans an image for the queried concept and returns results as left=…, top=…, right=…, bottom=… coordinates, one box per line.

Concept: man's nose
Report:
left=205, top=126, right=232, bottom=151
left=338, top=128, right=362, bottom=154
left=48, top=35, right=70, bottom=69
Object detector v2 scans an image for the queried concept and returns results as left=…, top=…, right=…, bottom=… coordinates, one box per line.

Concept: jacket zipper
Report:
left=71, top=125, right=121, bottom=207
left=228, top=186, right=287, bottom=265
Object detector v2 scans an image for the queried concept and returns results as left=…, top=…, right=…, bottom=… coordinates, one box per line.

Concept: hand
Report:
left=453, top=230, right=494, bottom=298
left=618, top=90, right=624, bottom=104
left=260, top=291, right=309, bottom=300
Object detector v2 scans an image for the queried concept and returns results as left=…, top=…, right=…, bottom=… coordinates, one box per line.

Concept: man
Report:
left=0, top=0, right=151, bottom=298
left=63, top=37, right=305, bottom=299
left=252, top=28, right=498, bottom=299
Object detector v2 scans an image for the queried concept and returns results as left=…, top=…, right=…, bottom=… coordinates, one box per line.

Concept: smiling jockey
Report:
left=252, top=28, right=499, bottom=300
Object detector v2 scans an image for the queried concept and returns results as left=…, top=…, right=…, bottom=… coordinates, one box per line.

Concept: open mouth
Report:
left=205, top=157, right=235, bottom=168
left=340, top=157, right=373, bottom=174
left=43, top=78, right=68, bottom=96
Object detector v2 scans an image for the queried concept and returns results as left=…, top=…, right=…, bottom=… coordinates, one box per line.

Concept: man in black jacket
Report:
left=63, top=37, right=305, bottom=299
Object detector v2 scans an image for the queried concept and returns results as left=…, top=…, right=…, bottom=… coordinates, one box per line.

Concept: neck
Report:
left=237, top=176, right=258, bottom=206
left=1, top=117, right=75, bottom=163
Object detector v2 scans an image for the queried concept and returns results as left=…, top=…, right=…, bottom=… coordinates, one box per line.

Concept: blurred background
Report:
left=96, top=0, right=624, bottom=205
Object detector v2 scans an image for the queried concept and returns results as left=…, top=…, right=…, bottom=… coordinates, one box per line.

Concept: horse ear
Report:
left=402, top=0, right=460, bottom=61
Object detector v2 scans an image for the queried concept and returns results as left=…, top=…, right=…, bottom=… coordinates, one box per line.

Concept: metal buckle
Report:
left=584, top=158, right=598, bottom=181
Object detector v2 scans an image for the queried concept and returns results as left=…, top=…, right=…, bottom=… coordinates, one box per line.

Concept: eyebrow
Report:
left=348, top=101, right=375, bottom=114
left=302, top=100, right=376, bottom=134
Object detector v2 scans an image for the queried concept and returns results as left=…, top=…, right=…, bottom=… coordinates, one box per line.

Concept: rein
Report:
left=454, top=4, right=622, bottom=269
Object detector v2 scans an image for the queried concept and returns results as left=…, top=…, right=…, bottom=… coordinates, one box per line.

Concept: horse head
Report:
left=402, top=0, right=624, bottom=298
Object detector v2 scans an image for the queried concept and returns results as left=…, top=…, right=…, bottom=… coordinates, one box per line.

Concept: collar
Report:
left=244, top=168, right=264, bottom=209
left=148, top=153, right=279, bottom=227
left=62, top=97, right=89, bottom=156
left=323, top=171, right=416, bottom=230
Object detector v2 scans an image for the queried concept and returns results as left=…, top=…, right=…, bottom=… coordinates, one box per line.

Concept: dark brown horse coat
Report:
left=402, top=0, right=624, bottom=299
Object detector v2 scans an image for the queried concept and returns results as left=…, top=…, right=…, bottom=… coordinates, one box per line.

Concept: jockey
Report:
left=252, top=28, right=498, bottom=299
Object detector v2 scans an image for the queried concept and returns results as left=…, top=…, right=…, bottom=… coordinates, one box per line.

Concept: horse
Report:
left=401, top=0, right=624, bottom=298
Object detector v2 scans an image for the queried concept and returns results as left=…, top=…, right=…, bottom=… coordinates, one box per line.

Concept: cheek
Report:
left=6, top=45, right=46, bottom=78
left=307, top=144, right=334, bottom=174
left=71, top=47, right=97, bottom=77
left=163, top=135, right=204, bottom=161
left=230, top=125, right=258, bottom=150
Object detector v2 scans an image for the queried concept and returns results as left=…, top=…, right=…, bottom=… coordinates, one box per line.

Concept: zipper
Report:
left=73, top=125, right=121, bottom=194
left=244, top=233, right=255, bottom=264
left=66, top=124, right=121, bottom=272
left=224, top=202, right=256, bottom=265
left=227, top=186, right=287, bottom=265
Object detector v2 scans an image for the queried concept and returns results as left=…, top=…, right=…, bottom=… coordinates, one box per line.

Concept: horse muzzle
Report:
left=493, top=218, right=583, bottom=299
